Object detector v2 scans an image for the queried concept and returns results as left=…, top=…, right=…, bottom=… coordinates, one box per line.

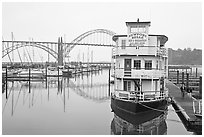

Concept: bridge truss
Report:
left=2, top=29, right=116, bottom=65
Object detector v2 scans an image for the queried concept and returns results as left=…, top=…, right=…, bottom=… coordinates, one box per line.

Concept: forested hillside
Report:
left=168, top=48, right=202, bottom=65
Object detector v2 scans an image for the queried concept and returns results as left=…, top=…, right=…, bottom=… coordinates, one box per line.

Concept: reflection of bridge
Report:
left=44, top=77, right=111, bottom=102
left=2, top=29, right=116, bottom=66
left=69, top=80, right=110, bottom=102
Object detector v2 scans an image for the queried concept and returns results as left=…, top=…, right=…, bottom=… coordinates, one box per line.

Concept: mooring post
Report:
left=196, top=67, right=198, bottom=78
left=182, top=72, right=184, bottom=85
left=190, top=67, right=192, bottom=75
left=186, top=73, right=189, bottom=92
left=168, top=68, right=169, bottom=79
left=199, top=75, right=202, bottom=96
left=6, top=66, right=8, bottom=99
left=58, top=66, right=59, bottom=77
left=45, top=65, right=48, bottom=88
left=29, top=68, right=31, bottom=93
left=177, top=70, right=179, bottom=84
left=108, top=68, right=111, bottom=96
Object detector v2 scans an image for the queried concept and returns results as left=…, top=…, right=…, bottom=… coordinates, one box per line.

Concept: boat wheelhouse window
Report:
left=134, top=60, right=141, bottom=70
left=130, top=27, right=137, bottom=33
left=145, top=60, right=152, bottom=70
left=121, top=40, right=126, bottom=49
left=124, top=81, right=131, bottom=91
left=130, top=26, right=146, bottom=33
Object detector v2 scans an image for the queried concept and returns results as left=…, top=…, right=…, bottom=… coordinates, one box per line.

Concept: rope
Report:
left=137, top=101, right=185, bottom=113
left=137, top=102, right=167, bottom=112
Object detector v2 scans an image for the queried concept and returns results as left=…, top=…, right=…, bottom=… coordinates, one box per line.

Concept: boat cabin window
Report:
left=121, top=40, right=126, bottom=49
left=124, top=81, right=131, bottom=91
left=145, top=60, right=152, bottom=70
left=134, top=60, right=141, bottom=70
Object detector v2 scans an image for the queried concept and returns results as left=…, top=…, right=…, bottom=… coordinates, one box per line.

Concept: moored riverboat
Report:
left=111, top=19, right=169, bottom=114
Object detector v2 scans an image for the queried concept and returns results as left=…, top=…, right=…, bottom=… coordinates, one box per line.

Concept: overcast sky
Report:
left=2, top=2, right=202, bottom=62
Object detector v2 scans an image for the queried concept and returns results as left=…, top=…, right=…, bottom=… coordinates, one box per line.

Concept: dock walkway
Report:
left=166, top=80, right=202, bottom=134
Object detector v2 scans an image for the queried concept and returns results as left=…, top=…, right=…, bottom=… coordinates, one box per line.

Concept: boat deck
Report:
left=166, top=80, right=202, bottom=134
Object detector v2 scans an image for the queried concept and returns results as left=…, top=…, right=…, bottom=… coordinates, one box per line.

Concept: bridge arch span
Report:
left=64, top=29, right=116, bottom=57
left=2, top=43, right=58, bottom=60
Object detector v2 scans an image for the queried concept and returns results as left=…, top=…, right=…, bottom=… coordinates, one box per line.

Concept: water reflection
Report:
left=2, top=69, right=193, bottom=135
left=2, top=70, right=111, bottom=117
left=111, top=110, right=167, bottom=135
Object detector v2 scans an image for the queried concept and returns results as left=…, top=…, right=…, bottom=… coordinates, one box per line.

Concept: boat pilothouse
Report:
left=111, top=19, right=169, bottom=114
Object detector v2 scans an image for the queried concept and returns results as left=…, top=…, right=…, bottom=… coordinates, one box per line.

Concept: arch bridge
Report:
left=2, top=29, right=116, bottom=66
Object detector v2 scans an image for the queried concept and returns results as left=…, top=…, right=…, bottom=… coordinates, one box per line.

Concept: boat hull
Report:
left=111, top=97, right=167, bottom=124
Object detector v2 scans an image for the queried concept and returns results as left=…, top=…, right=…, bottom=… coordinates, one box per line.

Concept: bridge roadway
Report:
left=2, top=40, right=114, bottom=47
left=2, top=61, right=111, bottom=68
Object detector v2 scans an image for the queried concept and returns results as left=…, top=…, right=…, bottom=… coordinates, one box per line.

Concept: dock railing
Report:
left=192, top=98, right=202, bottom=117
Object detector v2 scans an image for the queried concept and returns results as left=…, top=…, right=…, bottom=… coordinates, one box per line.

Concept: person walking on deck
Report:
left=180, top=84, right=185, bottom=98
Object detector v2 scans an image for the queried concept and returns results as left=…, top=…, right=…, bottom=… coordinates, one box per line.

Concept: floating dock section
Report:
left=166, top=81, right=202, bottom=134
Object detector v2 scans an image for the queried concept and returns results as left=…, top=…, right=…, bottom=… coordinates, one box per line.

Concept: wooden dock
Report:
left=166, top=81, right=202, bottom=134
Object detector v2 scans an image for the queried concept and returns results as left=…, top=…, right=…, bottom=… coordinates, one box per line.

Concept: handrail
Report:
left=114, top=89, right=168, bottom=101
left=114, top=67, right=165, bottom=71
left=115, top=89, right=168, bottom=94
left=192, top=99, right=202, bottom=115
left=112, top=46, right=168, bottom=57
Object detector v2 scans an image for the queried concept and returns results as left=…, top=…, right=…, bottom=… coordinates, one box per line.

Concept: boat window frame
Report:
left=145, top=60, right=152, bottom=70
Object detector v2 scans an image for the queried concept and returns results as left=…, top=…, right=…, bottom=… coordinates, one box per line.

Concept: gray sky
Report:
left=2, top=2, right=202, bottom=62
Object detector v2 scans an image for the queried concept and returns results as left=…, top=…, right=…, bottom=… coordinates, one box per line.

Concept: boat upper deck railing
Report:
left=113, top=89, right=168, bottom=101
left=114, top=68, right=167, bottom=79
left=112, top=46, right=168, bottom=57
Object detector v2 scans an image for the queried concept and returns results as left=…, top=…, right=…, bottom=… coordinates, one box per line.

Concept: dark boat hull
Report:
left=111, top=97, right=167, bottom=125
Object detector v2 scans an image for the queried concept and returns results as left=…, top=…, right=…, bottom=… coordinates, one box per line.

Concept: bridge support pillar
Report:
left=58, top=37, right=63, bottom=66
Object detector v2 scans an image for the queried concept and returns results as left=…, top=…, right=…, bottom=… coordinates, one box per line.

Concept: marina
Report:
left=2, top=2, right=202, bottom=135
left=1, top=69, right=199, bottom=135
left=2, top=20, right=202, bottom=134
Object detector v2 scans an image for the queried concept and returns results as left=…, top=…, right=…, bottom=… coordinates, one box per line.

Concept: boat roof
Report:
left=112, top=34, right=168, bottom=46
left=126, top=21, right=151, bottom=26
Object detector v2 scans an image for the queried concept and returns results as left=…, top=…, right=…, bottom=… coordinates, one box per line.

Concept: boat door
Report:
left=124, top=59, right=132, bottom=71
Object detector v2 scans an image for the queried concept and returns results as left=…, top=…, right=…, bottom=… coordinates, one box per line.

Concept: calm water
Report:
left=2, top=69, right=195, bottom=135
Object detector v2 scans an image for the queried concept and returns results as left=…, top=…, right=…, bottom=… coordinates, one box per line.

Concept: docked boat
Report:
left=18, top=69, right=44, bottom=79
left=111, top=19, right=169, bottom=115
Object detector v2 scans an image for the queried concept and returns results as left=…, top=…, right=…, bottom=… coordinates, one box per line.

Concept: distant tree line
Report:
left=168, top=48, right=202, bottom=65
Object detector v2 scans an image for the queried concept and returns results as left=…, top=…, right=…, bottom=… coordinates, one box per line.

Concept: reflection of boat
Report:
left=111, top=19, right=169, bottom=114
left=111, top=110, right=167, bottom=135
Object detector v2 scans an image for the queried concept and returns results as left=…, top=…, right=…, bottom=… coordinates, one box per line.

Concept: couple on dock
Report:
left=180, top=84, right=192, bottom=98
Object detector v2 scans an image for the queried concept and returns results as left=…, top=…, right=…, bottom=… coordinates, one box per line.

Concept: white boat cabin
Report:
left=112, top=19, right=168, bottom=101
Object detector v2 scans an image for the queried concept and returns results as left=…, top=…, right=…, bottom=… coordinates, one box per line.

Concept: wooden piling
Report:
left=186, top=73, right=189, bottom=92
left=6, top=67, right=8, bottom=99
left=29, top=68, right=31, bottom=93
left=45, top=66, right=47, bottom=88
left=58, top=66, right=59, bottom=77
left=199, top=76, right=202, bottom=96
left=177, top=70, right=179, bottom=84
left=182, top=72, right=184, bottom=85
left=195, top=68, right=198, bottom=78
left=108, top=68, right=111, bottom=96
